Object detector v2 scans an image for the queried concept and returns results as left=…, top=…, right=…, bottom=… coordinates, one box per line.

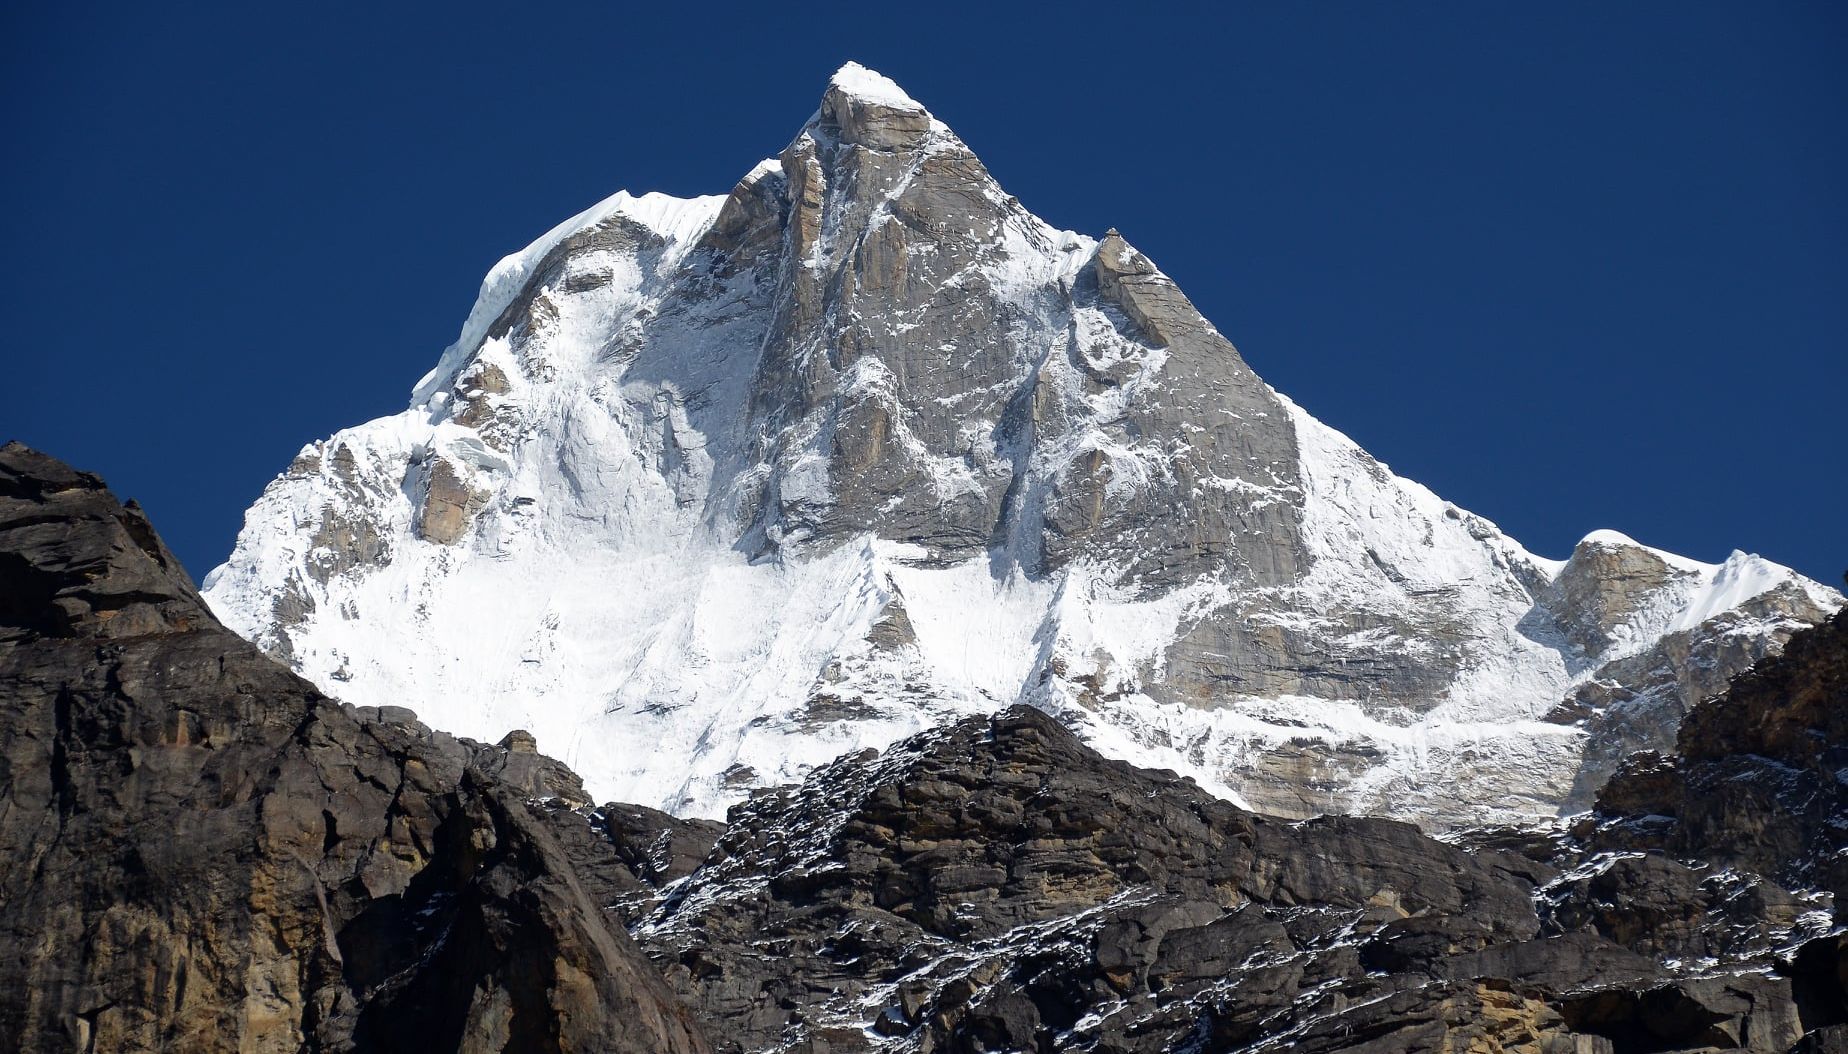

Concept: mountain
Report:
left=201, top=63, right=1840, bottom=827
left=7, top=443, right=1845, bottom=1052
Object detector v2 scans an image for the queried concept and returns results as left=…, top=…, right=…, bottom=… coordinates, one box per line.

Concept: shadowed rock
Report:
left=628, top=701, right=1844, bottom=1052
left=1594, top=605, right=1848, bottom=898
left=0, top=442, right=707, bottom=1054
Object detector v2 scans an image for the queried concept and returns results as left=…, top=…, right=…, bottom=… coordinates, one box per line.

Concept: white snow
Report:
left=410, top=190, right=724, bottom=405
left=1568, top=530, right=1825, bottom=649
left=828, top=61, right=923, bottom=110
left=1672, top=550, right=1803, bottom=632
left=890, top=559, right=1056, bottom=702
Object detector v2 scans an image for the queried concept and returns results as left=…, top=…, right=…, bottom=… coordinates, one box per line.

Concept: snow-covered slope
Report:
left=203, top=63, right=1840, bottom=826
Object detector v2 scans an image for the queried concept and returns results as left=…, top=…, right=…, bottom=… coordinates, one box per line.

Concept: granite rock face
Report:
left=608, top=611, right=1846, bottom=1051
left=0, top=443, right=707, bottom=1053
left=201, top=63, right=1841, bottom=827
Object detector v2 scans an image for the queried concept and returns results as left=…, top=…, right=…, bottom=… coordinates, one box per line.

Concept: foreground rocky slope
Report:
left=608, top=705, right=1846, bottom=1053
left=201, top=63, right=1839, bottom=827
left=5, top=445, right=1844, bottom=1052
left=0, top=443, right=706, bottom=1052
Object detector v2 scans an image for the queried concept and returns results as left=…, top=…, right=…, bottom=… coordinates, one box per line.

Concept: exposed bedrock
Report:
left=0, top=442, right=707, bottom=1053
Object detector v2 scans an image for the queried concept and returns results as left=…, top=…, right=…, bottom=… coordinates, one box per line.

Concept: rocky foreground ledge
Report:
left=0, top=443, right=706, bottom=1053
left=2, top=438, right=1845, bottom=1053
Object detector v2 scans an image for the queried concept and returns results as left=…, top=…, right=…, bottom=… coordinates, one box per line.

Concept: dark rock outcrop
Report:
left=1593, top=606, right=1848, bottom=899
left=0, top=442, right=707, bottom=1053
left=628, top=702, right=1842, bottom=1053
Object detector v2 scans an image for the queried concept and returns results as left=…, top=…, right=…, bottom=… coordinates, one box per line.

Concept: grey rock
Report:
left=1550, top=553, right=1835, bottom=811
left=416, top=456, right=490, bottom=545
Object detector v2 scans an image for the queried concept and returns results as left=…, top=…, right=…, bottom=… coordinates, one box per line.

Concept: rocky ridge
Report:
left=0, top=442, right=706, bottom=1053
left=4, top=443, right=1846, bottom=1052
left=200, top=63, right=1839, bottom=828
left=606, top=706, right=1847, bottom=1053
left=1592, top=605, right=1848, bottom=901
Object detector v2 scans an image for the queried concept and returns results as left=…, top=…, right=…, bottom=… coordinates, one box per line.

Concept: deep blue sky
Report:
left=5, top=3, right=1843, bottom=586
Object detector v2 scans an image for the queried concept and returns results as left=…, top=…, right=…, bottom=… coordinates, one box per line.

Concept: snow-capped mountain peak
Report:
left=203, top=64, right=1840, bottom=826
left=827, top=60, right=925, bottom=111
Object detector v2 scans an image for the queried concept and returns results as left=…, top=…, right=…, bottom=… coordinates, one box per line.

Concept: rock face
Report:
left=5, top=444, right=1846, bottom=1052
left=607, top=706, right=1846, bottom=1052
left=200, top=62, right=1841, bottom=826
left=1594, top=606, right=1848, bottom=900
left=0, top=443, right=707, bottom=1053
left=1543, top=533, right=1837, bottom=811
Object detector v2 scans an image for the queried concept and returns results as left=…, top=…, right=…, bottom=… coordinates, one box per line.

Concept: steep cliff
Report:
left=0, top=442, right=707, bottom=1053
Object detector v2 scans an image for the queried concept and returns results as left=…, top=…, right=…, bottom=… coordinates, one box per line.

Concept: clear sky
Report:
left=5, top=3, right=1843, bottom=586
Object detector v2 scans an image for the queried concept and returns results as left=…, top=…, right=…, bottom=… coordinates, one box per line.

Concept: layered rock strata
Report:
left=0, top=442, right=707, bottom=1053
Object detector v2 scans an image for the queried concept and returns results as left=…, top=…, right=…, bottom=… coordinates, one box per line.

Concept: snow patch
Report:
left=411, top=190, right=724, bottom=405
left=829, top=61, right=925, bottom=111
